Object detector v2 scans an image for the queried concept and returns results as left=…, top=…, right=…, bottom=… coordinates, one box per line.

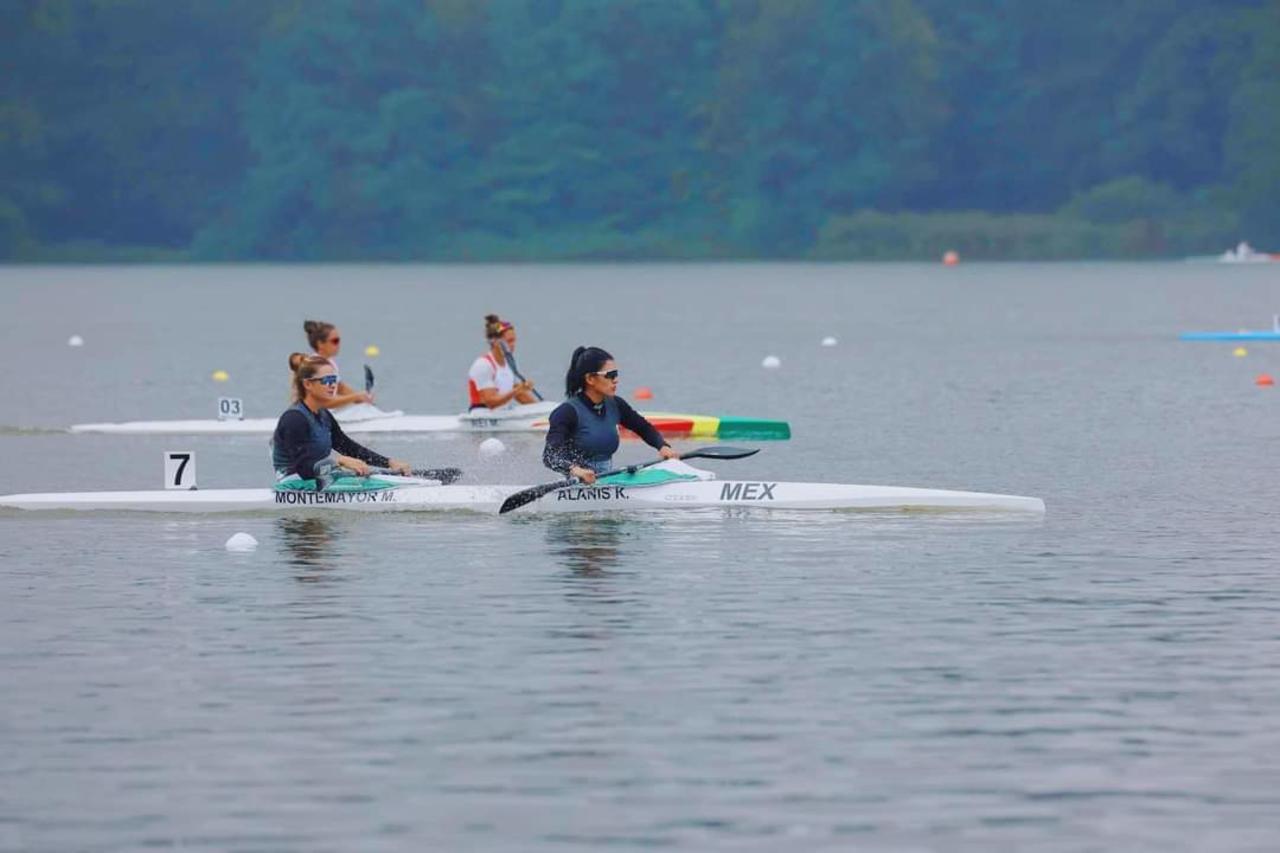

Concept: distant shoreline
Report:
left=5, top=208, right=1245, bottom=265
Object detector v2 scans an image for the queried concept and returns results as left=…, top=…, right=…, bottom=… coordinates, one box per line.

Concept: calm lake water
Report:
left=2, top=262, right=1279, bottom=851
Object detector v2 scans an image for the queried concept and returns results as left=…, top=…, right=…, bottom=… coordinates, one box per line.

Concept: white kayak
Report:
left=69, top=402, right=555, bottom=435
left=68, top=402, right=793, bottom=441
left=0, top=463, right=1045, bottom=516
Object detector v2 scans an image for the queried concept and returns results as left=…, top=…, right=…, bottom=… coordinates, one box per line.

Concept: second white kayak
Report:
left=69, top=402, right=794, bottom=440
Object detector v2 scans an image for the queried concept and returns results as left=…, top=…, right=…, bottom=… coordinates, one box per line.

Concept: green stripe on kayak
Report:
left=716, top=418, right=791, bottom=440
left=274, top=476, right=398, bottom=492
left=599, top=468, right=697, bottom=488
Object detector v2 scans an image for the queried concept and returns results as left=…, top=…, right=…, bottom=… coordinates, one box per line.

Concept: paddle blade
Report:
left=413, top=467, right=462, bottom=485
left=363, top=364, right=375, bottom=393
left=499, top=481, right=565, bottom=515
left=681, top=445, right=759, bottom=461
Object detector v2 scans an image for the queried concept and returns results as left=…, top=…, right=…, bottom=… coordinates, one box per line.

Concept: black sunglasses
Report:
left=591, top=369, right=619, bottom=381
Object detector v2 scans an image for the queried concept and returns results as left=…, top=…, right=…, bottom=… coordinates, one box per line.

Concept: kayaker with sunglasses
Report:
left=303, top=319, right=373, bottom=408
left=542, top=346, right=677, bottom=484
left=468, top=314, right=538, bottom=410
left=272, top=355, right=411, bottom=483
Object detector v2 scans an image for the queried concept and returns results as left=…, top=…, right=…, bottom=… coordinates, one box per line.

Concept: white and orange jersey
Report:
left=467, top=353, right=514, bottom=409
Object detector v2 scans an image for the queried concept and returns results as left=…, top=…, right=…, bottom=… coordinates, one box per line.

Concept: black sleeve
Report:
left=329, top=413, right=391, bottom=469
left=542, top=402, right=588, bottom=474
left=617, top=397, right=669, bottom=451
left=275, top=409, right=329, bottom=480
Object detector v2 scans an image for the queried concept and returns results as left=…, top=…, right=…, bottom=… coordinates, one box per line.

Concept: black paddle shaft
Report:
left=499, top=341, right=543, bottom=402
left=497, top=445, right=759, bottom=514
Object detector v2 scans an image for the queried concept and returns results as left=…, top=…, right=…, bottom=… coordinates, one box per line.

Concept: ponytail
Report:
left=564, top=346, right=612, bottom=397
left=303, top=320, right=335, bottom=350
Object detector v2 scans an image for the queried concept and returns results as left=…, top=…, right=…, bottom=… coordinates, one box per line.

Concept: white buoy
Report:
left=478, top=437, right=506, bottom=458
left=821, top=336, right=837, bottom=347
left=762, top=355, right=781, bottom=369
left=67, top=335, right=84, bottom=347
left=225, top=532, right=258, bottom=552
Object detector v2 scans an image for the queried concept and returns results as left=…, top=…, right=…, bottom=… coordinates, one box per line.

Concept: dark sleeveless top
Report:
left=271, top=402, right=390, bottom=478
left=542, top=393, right=667, bottom=474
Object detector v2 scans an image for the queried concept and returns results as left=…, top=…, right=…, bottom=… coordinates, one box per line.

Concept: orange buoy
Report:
left=942, top=250, right=960, bottom=266
left=1257, top=374, right=1274, bottom=386
left=633, top=386, right=654, bottom=400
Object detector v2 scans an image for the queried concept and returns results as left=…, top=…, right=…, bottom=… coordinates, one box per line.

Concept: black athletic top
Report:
left=543, top=393, right=667, bottom=474
left=271, top=403, right=390, bottom=479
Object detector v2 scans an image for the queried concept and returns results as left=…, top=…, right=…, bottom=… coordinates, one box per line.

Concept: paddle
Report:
left=343, top=466, right=463, bottom=484
left=363, top=364, right=375, bottom=394
left=498, top=341, right=543, bottom=402
left=498, top=445, right=759, bottom=514
left=410, top=467, right=462, bottom=484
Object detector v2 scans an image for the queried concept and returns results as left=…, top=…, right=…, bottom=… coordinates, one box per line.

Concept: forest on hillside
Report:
left=3, top=0, right=1277, bottom=261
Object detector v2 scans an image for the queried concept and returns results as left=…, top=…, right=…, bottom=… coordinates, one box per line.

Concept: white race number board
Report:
left=217, top=397, right=244, bottom=421
left=164, top=451, right=197, bottom=490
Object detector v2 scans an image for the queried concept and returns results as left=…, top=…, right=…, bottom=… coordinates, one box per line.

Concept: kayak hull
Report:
left=0, top=481, right=1043, bottom=515
left=1180, top=331, right=1280, bottom=341
left=69, top=407, right=791, bottom=440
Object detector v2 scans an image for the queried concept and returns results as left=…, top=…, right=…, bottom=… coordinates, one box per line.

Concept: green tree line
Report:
left=2, top=0, right=1276, bottom=261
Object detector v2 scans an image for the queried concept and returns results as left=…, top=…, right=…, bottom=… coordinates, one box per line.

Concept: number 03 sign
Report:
left=217, top=397, right=244, bottom=420
left=164, top=451, right=197, bottom=490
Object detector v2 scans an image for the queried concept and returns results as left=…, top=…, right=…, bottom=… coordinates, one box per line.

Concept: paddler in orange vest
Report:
left=467, top=314, right=539, bottom=410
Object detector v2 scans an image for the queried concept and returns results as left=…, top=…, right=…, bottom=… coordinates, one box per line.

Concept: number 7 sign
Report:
left=164, top=451, right=197, bottom=490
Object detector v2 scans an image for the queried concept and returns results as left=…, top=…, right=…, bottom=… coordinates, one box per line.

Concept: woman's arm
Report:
left=617, top=398, right=674, bottom=453
left=476, top=382, right=532, bottom=409
left=542, top=403, right=589, bottom=474
left=330, top=415, right=392, bottom=469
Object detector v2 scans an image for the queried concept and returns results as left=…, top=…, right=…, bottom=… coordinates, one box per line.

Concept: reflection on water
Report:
left=544, top=516, right=629, bottom=575
left=277, top=516, right=338, bottom=579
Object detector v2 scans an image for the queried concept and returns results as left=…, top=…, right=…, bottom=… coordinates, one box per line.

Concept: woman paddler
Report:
left=542, top=346, right=677, bottom=484
left=272, top=355, right=411, bottom=485
left=468, top=314, right=538, bottom=410
left=301, top=319, right=372, bottom=409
